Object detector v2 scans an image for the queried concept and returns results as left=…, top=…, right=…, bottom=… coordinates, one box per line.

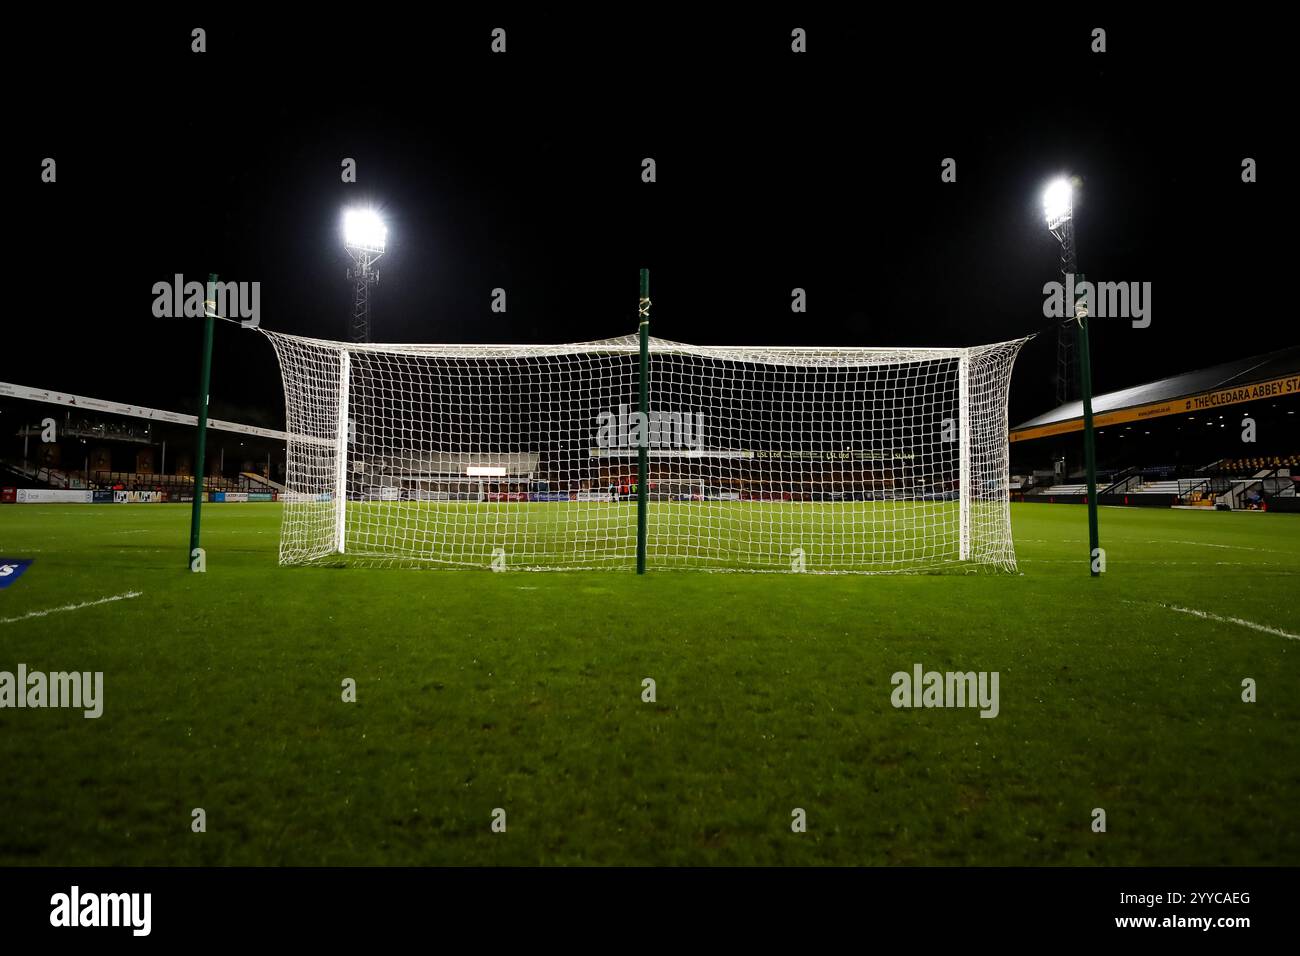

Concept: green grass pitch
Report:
left=335, top=499, right=971, bottom=570
left=0, top=502, right=1296, bottom=865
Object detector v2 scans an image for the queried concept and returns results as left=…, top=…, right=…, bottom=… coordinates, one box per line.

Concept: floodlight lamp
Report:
left=1043, top=179, right=1073, bottom=230
left=344, top=208, right=387, bottom=253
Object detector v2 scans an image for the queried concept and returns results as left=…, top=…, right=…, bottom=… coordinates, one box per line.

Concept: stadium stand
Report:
left=1214, top=454, right=1300, bottom=472
left=242, top=471, right=286, bottom=492
left=0, top=390, right=287, bottom=499
left=1012, top=345, right=1299, bottom=511
left=91, top=471, right=242, bottom=493
left=1029, top=482, right=1091, bottom=495
left=1132, top=479, right=1183, bottom=495
left=1012, top=345, right=1298, bottom=442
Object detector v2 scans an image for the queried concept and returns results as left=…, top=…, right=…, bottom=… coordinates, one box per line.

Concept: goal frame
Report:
left=263, top=330, right=1028, bottom=574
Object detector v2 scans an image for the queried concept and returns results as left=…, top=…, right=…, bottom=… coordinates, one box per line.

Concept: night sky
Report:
left=10, top=13, right=1283, bottom=433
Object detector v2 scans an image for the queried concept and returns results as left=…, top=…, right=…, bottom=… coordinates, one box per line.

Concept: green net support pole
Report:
left=637, top=268, right=650, bottom=575
left=1075, top=285, right=1101, bottom=578
left=188, top=273, right=217, bottom=570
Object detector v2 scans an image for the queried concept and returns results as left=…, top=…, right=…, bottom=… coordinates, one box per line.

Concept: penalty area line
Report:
left=0, top=591, right=144, bottom=626
left=1138, top=601, right=1300, bottom=642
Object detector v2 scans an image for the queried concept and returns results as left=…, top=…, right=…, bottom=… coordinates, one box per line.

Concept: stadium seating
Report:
left=1029, top=482, right=1090, bottom=495
left=1, top=460, right=80, bottom=489
left=1133, top=479, right=1184, bottom=494
left=241, top=471, right=285, bottom=492
left=1212, top=453, right=1298, bottom=473
left=92, top=471, right=241, bottom=492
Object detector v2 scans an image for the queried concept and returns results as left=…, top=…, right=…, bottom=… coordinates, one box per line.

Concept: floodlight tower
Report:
left=1044, top=179, right=1077, bottom=404
left=1043, top=177, right=1101, bottom=578
left=343, top=208, right=387, bottom=343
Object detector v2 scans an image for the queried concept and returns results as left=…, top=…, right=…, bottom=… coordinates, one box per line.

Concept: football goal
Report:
left=262, top=329, right=1027, bottom=573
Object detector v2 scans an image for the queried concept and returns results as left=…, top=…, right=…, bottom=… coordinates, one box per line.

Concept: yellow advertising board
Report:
left=1010, top=374, right=1300, bottom=443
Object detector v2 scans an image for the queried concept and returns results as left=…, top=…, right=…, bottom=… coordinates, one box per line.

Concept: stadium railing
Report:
left=91, top=471, right=243, bottom=492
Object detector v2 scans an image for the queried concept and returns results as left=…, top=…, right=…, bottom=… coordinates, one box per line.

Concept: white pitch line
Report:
left=0, top=591, right=143, bottom=625
left=1145, top=539, right=1289, bottom=555
left=1152, top=602, right=1300, bottom=642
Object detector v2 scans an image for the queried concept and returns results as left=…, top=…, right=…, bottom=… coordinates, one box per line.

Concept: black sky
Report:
left=9, top=12, right=1284, bottom=429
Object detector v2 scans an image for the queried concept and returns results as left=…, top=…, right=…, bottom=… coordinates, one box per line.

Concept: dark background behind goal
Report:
left=7, top=12, right=1284, bottom=434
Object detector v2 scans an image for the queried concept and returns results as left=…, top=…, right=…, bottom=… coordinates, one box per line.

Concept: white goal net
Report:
left=262, top=331, right=1027, bottom=573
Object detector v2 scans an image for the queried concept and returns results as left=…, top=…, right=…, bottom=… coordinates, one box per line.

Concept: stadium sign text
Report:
left=1011, top=373, right=1300, bottom=442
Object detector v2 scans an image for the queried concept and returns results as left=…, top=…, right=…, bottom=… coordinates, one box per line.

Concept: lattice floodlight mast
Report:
left=261, top=330, right=1028, bottom=573
left=1045, top=179, right=1078, bottom=404
left=343, top=209, right=386, bottom=343
left=1044, top=176, right=1102, bottom=577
